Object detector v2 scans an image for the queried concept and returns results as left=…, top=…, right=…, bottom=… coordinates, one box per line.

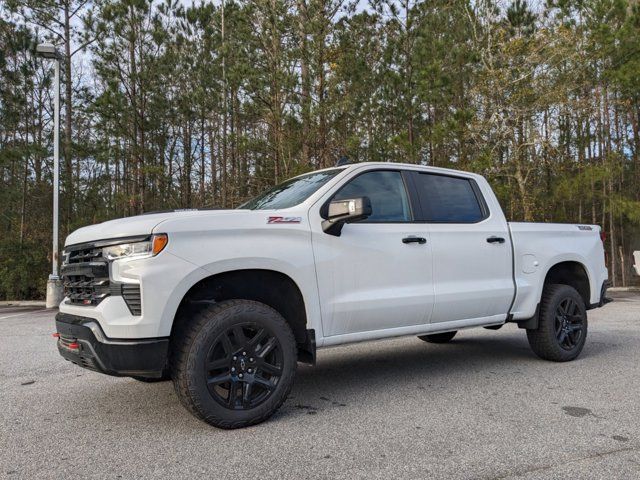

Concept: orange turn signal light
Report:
left=152, top=233, right=168, bottom=256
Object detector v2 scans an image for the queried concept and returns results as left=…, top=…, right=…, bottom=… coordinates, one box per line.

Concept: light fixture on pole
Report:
left=36, top=42, right=64, bottom=309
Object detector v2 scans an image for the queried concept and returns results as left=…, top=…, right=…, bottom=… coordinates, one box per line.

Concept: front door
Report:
left=310, top=169, right=434, bottom=337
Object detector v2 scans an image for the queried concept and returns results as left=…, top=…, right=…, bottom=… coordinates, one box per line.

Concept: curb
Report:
left=608, top=287, right=640, bottom=292
left=0, top=300, right=47, bottom=307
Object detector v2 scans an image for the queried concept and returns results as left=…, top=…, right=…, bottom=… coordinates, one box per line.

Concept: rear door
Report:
left=310, top=169, right=434, bottom=337
left=408, top=171, right=513, bottom=323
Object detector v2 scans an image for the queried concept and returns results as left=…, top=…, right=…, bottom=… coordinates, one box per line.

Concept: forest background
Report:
left=1, top=0, right=639, bottom=299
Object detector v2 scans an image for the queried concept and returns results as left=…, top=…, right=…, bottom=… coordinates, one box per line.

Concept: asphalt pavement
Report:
left=1, top=293, right=639, bottom=479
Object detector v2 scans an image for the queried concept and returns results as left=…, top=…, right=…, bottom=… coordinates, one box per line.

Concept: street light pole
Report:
left=52, top=55, right=60, bottom=280
left=37, top=42, right=64, bottom=308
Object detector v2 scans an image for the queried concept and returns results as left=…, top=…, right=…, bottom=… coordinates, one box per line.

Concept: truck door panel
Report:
left=408, top=171, right=513, bottom=323
left=310, top=169, right=435, bottom=336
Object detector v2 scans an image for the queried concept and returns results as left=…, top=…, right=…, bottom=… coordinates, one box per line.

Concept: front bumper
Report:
left=55, top=313, right=169, bottom=378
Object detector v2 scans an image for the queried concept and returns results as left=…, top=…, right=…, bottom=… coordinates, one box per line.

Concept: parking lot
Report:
left=1, top=292, right=639, bottom=479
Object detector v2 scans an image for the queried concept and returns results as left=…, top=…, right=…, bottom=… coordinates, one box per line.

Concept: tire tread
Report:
left=526, top=284, right=587, bottom=362
left=170, top=299, right=296, bottom=429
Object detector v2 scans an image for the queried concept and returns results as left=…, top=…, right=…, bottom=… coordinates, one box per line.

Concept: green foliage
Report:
left=0, top=239, right=49, bottom=300
left=1, top=0, right=640, bottom=298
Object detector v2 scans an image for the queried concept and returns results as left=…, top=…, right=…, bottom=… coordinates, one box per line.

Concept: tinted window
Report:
left=333, top=170, right=411, bottom=222
left=413, top=173, right=484, bottom=223
left=241, top=168, right=344, bottom=210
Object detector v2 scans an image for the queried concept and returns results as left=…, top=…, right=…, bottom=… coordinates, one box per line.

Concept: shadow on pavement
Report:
left=62, top=330, right=618, bottom=428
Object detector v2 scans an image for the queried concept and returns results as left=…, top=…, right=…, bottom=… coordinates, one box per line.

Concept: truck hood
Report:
left=64, top=210, right=240, bottom=247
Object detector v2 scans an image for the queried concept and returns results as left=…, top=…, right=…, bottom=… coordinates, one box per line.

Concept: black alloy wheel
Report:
left=554, top=297, right=585, bottom=351
left=205, top=323, right=284, bottom=410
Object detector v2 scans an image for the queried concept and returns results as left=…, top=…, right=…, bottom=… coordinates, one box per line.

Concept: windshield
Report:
left=240, top=168, right=344, bottom=210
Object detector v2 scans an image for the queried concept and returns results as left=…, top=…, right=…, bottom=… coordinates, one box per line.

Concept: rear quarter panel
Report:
left=509, top=222, right=608, bottom=319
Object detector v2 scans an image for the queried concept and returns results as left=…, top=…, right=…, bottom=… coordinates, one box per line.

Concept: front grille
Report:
left=62, top=241, right=143, bottom=315
left=61, top=245, right=110, bottom=306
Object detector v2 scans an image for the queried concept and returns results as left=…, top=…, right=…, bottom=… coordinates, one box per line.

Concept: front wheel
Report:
left=418, top=331, right=457, bottom=343
left=526, top=284, right=588, bottom=362
left=171, top=300, right=297, bottom=429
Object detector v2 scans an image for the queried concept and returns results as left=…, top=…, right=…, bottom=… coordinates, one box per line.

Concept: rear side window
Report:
left=412, top=173, right=485, bottom=223
left=333, top=170, right=412, bottom=222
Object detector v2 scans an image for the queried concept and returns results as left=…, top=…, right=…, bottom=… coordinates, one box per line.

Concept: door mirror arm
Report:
left=321, top=197, right=372, bottom=236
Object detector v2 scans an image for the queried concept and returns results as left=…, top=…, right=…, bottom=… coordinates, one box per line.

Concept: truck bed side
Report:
left=508, top=222, right=608, bottom=320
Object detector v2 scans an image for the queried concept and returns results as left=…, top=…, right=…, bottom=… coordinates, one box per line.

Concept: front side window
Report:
left=333, top=170, right=412, bottom=222
left=412, top=173, right=485, bottom=223
left=241, top=168, right=344, bottom=210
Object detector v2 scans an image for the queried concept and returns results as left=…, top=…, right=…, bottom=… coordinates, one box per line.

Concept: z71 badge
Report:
left=267, top=216, right=302, bottom=224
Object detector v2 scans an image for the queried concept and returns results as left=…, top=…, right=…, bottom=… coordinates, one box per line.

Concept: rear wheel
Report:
left=171, top=300, right=297, bottom=429
left=526, top=284, right=587, bottom=362
left=418, top=331, right=457, bottom=343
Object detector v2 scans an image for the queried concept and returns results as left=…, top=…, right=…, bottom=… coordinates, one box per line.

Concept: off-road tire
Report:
left=171, top=299, right=297, bottom=429
left=418, top=331, right=457, bottom=343
left=526, top=284, right=588, bottom=362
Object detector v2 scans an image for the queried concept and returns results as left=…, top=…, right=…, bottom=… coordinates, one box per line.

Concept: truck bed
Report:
left=508, top=222, right=608, bottom=320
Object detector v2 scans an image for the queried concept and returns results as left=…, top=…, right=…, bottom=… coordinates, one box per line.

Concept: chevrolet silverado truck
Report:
left=55, top=162, right=611, bottom=429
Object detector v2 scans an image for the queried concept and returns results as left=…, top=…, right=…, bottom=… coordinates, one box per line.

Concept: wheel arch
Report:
left=517, top=259, right=592, bottom=330
left=170, top=268, right=315, bottom=363
left=542, top=260, right=591, bottom=307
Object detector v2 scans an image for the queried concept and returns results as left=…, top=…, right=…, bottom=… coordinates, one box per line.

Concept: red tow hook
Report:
left=53, top=333, right=79, bottom=350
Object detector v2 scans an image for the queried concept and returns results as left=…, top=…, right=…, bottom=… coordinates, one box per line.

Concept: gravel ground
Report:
left=1, top=293, right=639, bottom=479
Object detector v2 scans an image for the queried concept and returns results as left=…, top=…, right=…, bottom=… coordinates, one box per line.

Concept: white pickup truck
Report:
left=56, top=162, right=610, bottom=428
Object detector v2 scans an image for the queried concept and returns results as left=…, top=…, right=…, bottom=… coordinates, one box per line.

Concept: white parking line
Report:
left=0, top=310, right=51, bottom=321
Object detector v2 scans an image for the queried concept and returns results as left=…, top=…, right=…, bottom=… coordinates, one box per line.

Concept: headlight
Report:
left=102, top=234, right=168, bottom=260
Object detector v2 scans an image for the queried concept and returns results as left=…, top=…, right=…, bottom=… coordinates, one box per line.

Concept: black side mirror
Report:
left=322, top=197, right=372, bottom=236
